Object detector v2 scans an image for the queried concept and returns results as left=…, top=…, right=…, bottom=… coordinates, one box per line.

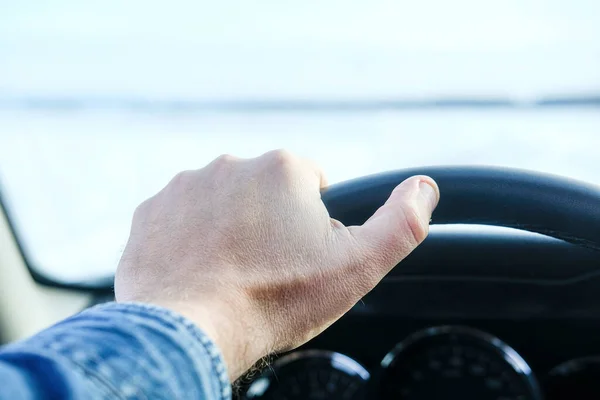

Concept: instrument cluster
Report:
left=241, top=326, right=599, bottom=400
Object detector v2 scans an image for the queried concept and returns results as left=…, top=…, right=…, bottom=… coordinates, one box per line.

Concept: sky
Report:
left=1, top=0, right=599, bottom=99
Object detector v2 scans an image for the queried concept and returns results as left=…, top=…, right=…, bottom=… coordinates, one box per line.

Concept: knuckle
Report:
left=212, top=153, right=236, bottom=167
left=264, top=150, right=302, bottom=185
left=257, top=150, right=302, bottom=185
left=266, top=149, right=296, bottom=168
left=170, top=170, right=193, bottom=187
left=399, top=202, right=428, bottom=245
left=133, top=198, right=152, bottom=219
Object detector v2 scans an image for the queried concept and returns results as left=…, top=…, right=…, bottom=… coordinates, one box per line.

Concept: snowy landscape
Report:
left=1, top=0, right=599, bottom=283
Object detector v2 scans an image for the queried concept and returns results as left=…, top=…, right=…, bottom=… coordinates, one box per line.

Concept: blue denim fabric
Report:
left=0, top=302, right=232, bottom=400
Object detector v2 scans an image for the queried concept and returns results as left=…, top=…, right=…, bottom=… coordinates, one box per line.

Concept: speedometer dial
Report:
left=244, top=350, right=369, bottom=400
left=547, top=356, right=600, bottom=400
left=377, top=326, right=542, bottom=400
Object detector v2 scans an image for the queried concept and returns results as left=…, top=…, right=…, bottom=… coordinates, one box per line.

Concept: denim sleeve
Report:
left=0, top=302, right=232, bottom=400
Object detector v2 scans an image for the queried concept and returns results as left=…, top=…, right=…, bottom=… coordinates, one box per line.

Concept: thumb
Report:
left=348, top=175, right=439, bottom=273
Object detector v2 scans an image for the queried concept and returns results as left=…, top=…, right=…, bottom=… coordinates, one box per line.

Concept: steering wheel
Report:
left=245, top=167, right=600, bottom=400
left=319, top=167, right=600, bottom=400
left=322, top=166, right=600, bottom=250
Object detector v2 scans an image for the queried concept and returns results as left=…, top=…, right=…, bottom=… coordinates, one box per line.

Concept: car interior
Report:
left=1, top=1, right=599, bottom=399
left=238, top=166, right=600, bottom=400
left=2, top=166, right=600, bottom=399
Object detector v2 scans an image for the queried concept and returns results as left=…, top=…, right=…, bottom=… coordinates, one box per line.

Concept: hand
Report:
left=115, top=150, right=439, bottom=380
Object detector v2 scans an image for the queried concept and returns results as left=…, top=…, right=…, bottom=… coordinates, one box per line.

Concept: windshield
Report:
left=1, top=0, right=599, bottom=285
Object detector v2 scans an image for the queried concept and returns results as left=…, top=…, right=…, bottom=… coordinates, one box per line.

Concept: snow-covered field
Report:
left=1, top=108, right=599, bottom=283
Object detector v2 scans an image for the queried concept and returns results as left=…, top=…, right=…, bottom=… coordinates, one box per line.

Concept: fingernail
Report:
left=419, top=180, right=440, bottom=215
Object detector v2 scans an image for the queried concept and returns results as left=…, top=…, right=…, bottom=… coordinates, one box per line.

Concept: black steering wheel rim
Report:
left=322, top=166, right=600, bottom=250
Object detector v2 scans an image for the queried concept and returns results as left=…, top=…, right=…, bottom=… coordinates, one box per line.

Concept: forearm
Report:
left=0, top=303, right=231, bottom=400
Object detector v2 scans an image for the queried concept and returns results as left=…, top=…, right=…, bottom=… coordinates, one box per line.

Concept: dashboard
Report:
left=86, top=166, right=600, bottom=400
left=240, top=319, right=600, bottom=400
left=235, top=230, right=600, bottom=400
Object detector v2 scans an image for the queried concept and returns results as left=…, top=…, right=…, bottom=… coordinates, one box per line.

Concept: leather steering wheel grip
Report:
left=321, top=166, right=600, bottom=250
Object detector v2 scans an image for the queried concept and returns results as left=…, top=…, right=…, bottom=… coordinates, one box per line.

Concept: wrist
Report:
left=157, top=298, right=270, bottom=380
